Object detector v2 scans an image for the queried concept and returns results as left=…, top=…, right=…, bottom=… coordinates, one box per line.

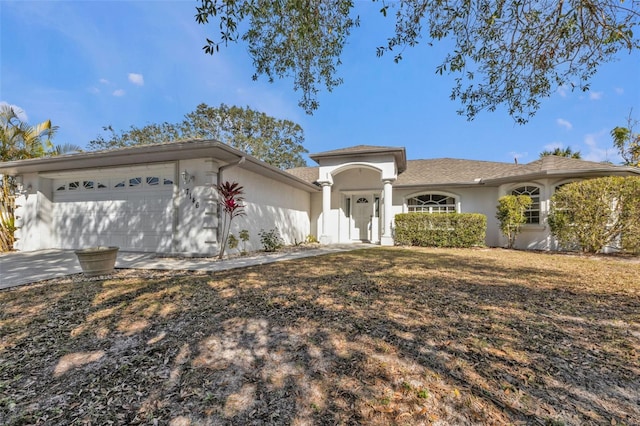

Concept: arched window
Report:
left=511, top=186, right=540, bottom=224
left=407, top=194, right=456, bottom=213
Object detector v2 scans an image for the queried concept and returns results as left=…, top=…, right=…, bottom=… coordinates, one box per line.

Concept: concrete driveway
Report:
left=0, top=244, right=374, bottom=290
left=0, top=250, right=160, bottom=290
left=0, top=250, right=83, bottom=290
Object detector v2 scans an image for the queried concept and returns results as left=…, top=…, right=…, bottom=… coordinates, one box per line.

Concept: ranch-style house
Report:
left=1, top=141, right=638, bottom=254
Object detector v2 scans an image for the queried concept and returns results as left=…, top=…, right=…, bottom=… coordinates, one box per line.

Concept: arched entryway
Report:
left=310, top=145, right=406, bottom=246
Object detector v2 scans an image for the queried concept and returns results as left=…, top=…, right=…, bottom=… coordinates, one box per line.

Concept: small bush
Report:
left=306, top=234, right=319, bottom=244
left=259, top=228, right=283, bottom=252
left=227, top=234, right=239, bottom=251
left=496, top=195, right=533, bottom=249
left=238, top=229, right=250, bottom=254
left=394, top=213, right=486, bottom=248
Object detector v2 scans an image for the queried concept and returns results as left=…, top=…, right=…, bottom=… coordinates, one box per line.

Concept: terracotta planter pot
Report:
left=74, top=246, right=119, bottom=277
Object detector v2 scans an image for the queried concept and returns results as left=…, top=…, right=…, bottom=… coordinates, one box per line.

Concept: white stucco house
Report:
left=1, top=140, right=639, bottom=254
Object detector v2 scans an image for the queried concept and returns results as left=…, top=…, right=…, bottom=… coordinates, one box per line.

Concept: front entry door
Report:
left=352, top=195, right=371, bottom=241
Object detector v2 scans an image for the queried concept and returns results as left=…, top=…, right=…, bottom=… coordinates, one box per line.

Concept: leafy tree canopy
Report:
left=195, top=0, right=639, bottom=123
left=539, top=146, right=582, bottom=159
left=1, top=104, right=82, bottom=162
left=1, top=104, right=56, bottom=161
left=1, top=105, right=81, bottom=252
left=611, top=110, right=640, bottom=167
left=88, top=103, right=308, bottom=169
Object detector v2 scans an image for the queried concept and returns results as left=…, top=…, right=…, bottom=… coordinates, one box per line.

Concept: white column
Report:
left=320, top=182, right=332, bottom=244
left=381, top=179, right=394, bottom=246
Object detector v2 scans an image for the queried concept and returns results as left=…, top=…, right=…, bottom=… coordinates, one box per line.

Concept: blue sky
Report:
left=2, top=0, right=639, bottom=165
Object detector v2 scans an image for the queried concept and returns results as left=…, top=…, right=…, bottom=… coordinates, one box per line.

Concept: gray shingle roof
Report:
left=285, top=156, right=640, bottom=186
left=395, top=158, right=522, bottom=186
left=485, top=156, right=636, bottom=181
left=286, top=167, right=320, bottom=184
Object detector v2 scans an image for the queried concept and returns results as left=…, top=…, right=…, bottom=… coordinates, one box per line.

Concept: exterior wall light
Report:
left=181, top=170, right=194, bottom=184
left=15, top=175, right=24, bottom=192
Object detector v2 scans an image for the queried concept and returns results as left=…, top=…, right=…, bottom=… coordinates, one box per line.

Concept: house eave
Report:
left=394, top=182, right=488, bottom=189
left=481, top=167, right=640, bottom=185
left=0, top=139, right=319, bottom=192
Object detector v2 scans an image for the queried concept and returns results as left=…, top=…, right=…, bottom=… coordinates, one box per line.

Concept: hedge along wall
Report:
left=394, top=213, right=487, bottom=248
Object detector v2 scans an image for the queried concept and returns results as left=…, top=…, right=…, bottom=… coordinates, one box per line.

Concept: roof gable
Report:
left=309, top=145, right=407, bottom=173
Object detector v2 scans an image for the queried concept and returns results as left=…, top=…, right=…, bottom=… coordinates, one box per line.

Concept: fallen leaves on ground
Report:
left=0, top=247, right=638, bottom=425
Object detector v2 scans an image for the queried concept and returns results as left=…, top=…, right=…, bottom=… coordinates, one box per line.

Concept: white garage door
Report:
left=52, top=164, right=175, bottom=252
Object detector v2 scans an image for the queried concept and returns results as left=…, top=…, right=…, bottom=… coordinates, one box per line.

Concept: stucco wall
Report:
left=175, top=158, right=218, bottom=254
left=310, top=192, right=321, bottom=240
left=393, top=186, right=502, bottom=246
left=13, top=173, right=55, bottom=252
left=224, top=167, right=311, bottom=252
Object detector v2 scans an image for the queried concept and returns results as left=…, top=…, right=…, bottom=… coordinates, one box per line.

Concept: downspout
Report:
left=216, top=156, right=246, bottom=243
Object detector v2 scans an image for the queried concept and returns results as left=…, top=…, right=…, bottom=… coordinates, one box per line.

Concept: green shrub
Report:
left=496, top=194, right=533, bottom=249
left=394, top=213, right=486, bottom=248
left=227, top=234, right=239, bottom=252
left=548, top=176, right=640, bottom=253
left=259, top=228, right=284, bottom=252
left=622, top=223, right=640, bottom=254
left=239, top=229, right=250, bottom=255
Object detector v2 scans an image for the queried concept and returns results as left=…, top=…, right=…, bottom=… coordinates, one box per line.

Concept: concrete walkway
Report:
left=0, top=244, right=375, bottom=290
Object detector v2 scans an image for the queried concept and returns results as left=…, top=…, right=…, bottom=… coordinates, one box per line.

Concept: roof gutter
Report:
left=218, top=156, right=246, bottom=183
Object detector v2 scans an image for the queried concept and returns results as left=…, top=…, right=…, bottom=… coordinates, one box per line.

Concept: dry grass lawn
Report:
left=1, top=247, right=639, bottom=425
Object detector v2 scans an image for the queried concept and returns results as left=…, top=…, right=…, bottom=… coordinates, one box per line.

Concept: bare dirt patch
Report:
left=1, top=247, right=638, bottom=425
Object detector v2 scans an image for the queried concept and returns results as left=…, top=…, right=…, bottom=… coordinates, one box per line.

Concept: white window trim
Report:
left=508, top=183, right=543, bottom=225
left=404, top=190, right=460, bottom=213
left=55, top=175, right=175, bottom=191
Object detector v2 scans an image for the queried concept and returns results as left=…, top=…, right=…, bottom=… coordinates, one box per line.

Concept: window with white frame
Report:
left=407, top=194, right=456, bottom=213
left=511, top=185, right=541, bottom=224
